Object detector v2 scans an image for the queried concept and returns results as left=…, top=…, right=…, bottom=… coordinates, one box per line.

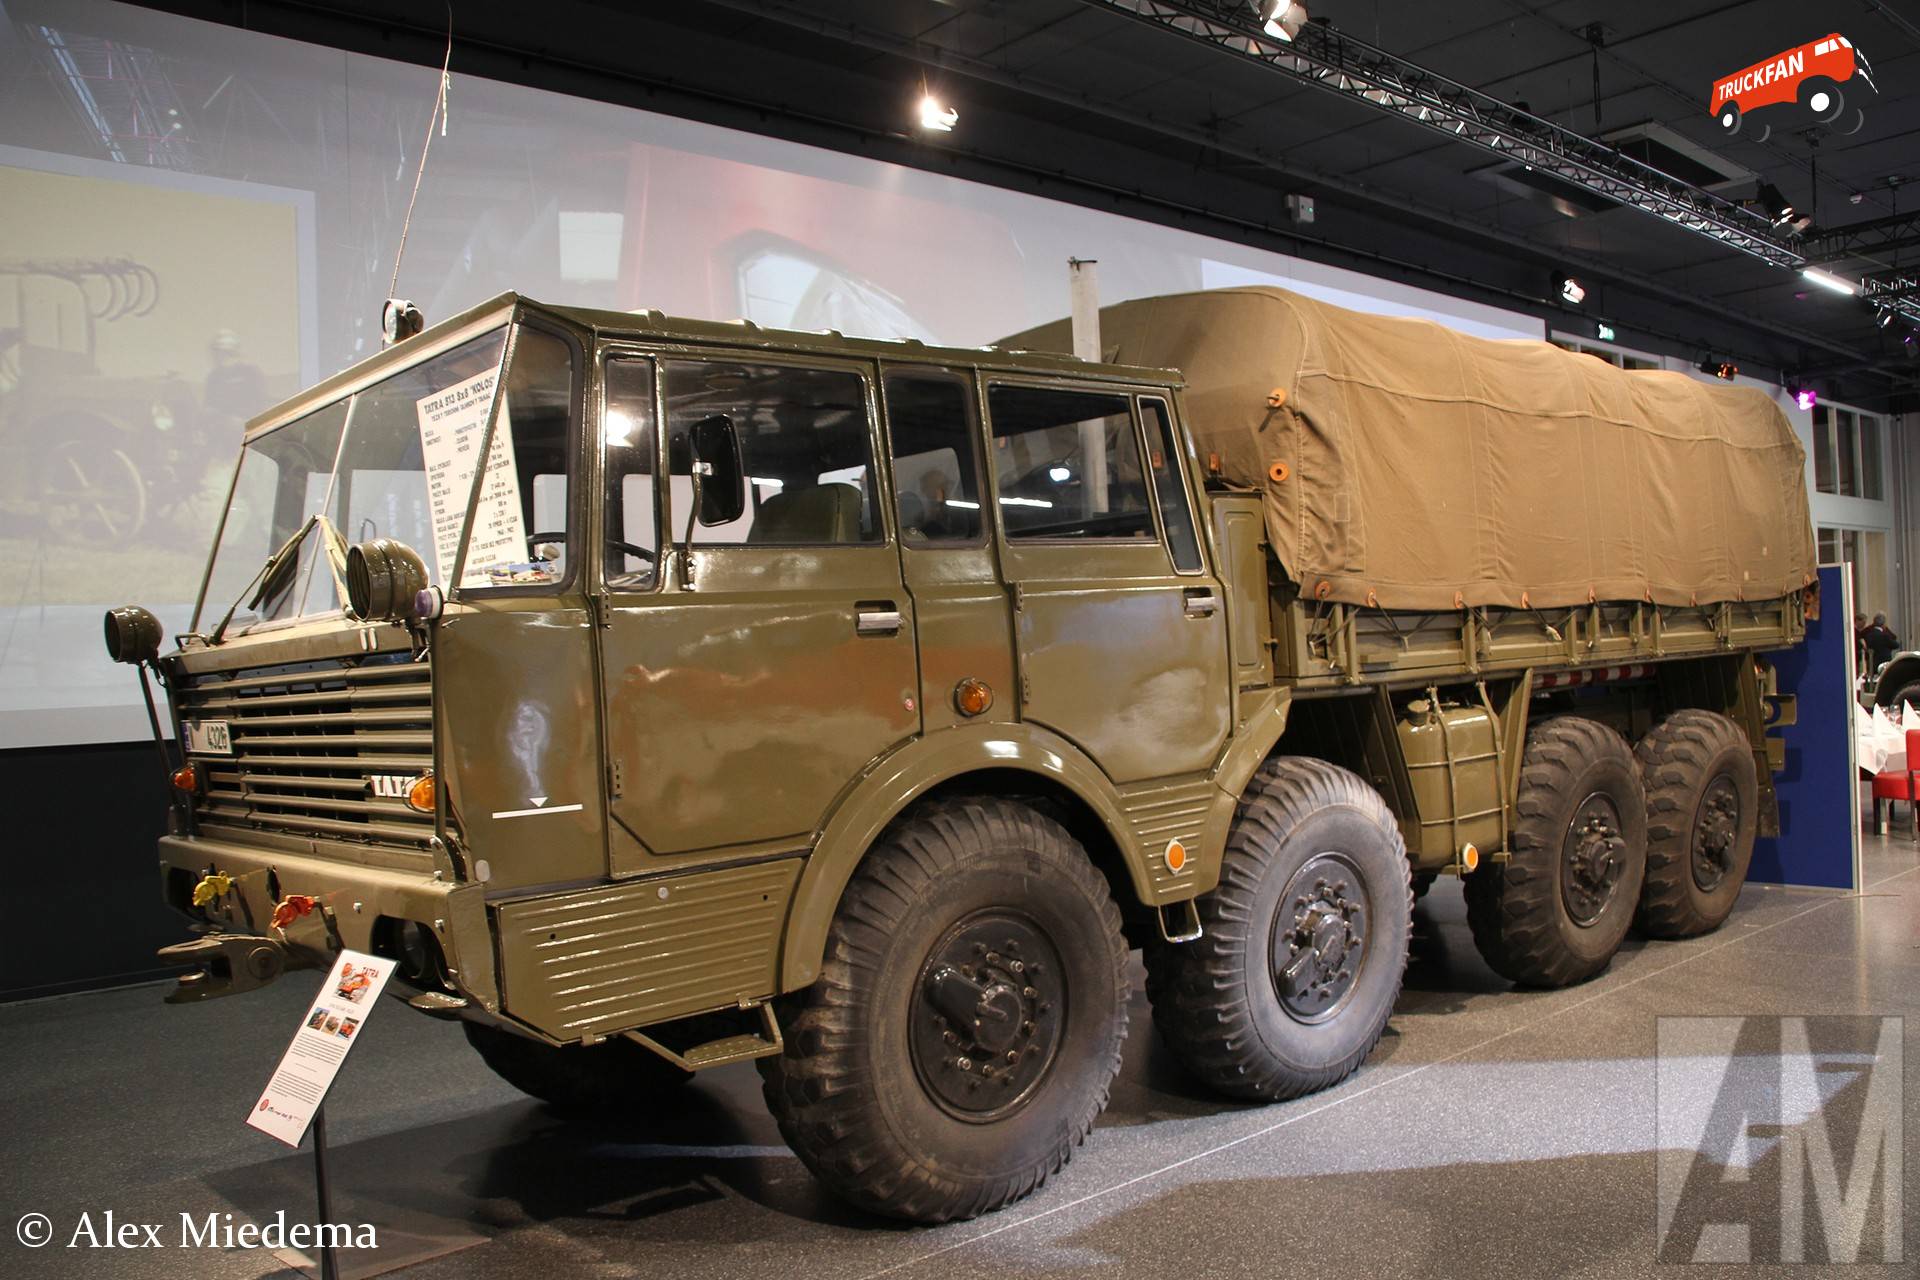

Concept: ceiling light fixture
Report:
left=1261, top=1, right=1309, bottom=42
left=1697, top=356, right=1739, bottom=380
left=1555, top=274, right=1587, bottom=306
left=1799, top=268, right=1858, bottom=296
left=917, top=94, right=958, bottom=132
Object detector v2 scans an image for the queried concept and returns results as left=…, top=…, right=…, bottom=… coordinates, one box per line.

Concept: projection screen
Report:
left=0, top=0, right=1539, bottom=748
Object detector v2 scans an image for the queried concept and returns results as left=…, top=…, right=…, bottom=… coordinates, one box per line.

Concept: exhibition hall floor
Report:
left=5, top=836, right=1915, bottom=1280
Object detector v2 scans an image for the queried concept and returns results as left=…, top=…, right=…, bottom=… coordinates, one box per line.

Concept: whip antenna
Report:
left=384, top=1, right=453, bottom=344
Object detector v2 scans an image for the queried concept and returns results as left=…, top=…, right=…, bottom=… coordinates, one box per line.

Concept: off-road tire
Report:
left=1634, top=710, right=1759, bottom=938
left=1144, top=758, right=1411, bottom=1102
left=1465, top=717, right=1647, bottom=987
left=463, top=1021, right=691, bottom=1114
left=1884, top=680, right=1920, bottom=715
left=758, top=798, right=1129, bottom=1223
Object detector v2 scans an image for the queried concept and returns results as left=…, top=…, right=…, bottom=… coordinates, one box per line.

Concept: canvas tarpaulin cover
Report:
left=1004, top=287, right=1816, bottom=612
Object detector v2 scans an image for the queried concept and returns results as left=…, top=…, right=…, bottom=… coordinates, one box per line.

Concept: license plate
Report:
left=183, top=719, right=233, bottom=756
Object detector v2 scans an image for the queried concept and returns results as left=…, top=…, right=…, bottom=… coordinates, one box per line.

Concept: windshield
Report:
left=195, top=325, right=516, bottom=632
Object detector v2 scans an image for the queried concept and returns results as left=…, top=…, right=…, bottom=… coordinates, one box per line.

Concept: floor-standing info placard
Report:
left=1749, top=563, right=1860, bottom=891
left=247, top=951, right=397, bottom=1147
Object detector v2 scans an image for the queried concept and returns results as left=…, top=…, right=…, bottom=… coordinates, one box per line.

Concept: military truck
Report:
left=107, top=286, right=1814, bottom=1224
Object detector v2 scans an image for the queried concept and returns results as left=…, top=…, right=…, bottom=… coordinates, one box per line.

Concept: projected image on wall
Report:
left=0, top=160, right=302, bottom=743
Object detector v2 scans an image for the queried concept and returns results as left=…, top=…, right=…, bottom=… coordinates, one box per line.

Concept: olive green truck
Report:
left=108, top=285, right=1815, bottom=1223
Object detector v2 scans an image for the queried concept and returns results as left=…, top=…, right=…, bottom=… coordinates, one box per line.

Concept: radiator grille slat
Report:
left=177, top=655, right=436, bottom=848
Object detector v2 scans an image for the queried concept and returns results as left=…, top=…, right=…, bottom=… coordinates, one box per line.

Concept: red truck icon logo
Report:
left=1711, top=34, right=1876, bottom=139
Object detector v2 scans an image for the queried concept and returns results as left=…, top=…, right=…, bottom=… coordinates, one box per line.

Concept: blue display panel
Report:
left=1750, top=564, right=1858, bottom=890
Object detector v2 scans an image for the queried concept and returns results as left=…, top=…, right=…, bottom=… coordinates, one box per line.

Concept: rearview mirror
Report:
left=690, top=413, right=746, bottom=526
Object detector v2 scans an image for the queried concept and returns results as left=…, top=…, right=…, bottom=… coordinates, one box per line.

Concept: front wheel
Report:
left=759, top=798, right=1129, bottom=1223
left=1146, top=757, right=1411, bottom=1101
left=1802, top=78, right=1845, bottom=123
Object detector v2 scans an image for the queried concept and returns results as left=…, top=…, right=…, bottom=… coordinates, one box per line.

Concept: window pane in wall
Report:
left=1860, top=530, right=1888, bottom=620
left=1860, top=415, right=1882, bottom=501
left=1817, top=526, right=1838, bottom=563
left=1813, top=407, right=1835, bottom=494
left=1836, top=409, right=1858, bottom=497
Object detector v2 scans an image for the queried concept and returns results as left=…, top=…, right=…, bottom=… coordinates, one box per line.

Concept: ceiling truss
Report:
left=1081, top=0, right=1920, bottom=328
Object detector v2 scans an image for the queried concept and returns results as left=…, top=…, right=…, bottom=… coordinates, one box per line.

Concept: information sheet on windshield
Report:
left=416, top=370, right=527, bottom=588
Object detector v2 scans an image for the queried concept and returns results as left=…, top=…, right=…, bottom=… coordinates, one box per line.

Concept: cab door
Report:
left=984, top=380, right=1230, bottom=783
left=595, top=349, right=920, bottom=871
left=880, top=366, right=1016, bottom=732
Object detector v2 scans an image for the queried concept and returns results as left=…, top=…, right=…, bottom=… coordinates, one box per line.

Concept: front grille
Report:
left=175, top=655, right=436, bottom=847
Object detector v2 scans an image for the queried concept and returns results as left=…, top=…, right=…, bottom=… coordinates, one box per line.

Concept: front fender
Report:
left=779, top=722, right=1138, bottom=991
left=1874, top=652, right=1920, bottom=706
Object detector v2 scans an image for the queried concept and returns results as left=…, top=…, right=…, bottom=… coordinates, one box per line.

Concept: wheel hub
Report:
left=1692, top=775, right=1740, bottom=893
left=1562, top=793, right=1626, bottom=927
left=908, top=912, right=1065, bottom=1122
left=1271, top=854, right=1370, bottom=1023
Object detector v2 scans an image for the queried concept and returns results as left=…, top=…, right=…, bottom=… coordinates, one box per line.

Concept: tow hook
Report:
left=157, top=933, right=291, bottom=1004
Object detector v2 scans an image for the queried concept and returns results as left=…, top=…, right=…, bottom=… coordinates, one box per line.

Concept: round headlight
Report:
left=103, top=604, right=164, bottom=664
left=346, top=538, right=430, bottom=623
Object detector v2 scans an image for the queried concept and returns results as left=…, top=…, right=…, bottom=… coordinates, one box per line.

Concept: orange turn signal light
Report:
left=954, top=678, right=994, bottom=718
left=406, top=774, right=436, bottom=814
left=1164, top=839, right=1189, bottom=874
left=171, top=762, right=201, bottom=793
left=1460, top=842, right=1481, bottom=873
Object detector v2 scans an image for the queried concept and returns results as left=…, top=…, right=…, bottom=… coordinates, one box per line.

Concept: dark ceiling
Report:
left=131, top=0, right=1920, bottom=408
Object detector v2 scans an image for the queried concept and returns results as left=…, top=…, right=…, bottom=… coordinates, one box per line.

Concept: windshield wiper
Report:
left=208, top=513, right=352, bottom=645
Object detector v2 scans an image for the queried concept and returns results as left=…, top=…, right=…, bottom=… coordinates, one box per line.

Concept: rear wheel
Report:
left=759, top=798, right=1129, bottom=1223
left=1465, top=717, right=1647, bottom=987
left=41, top=432, right=145, bottom=546
left=1635, top=710, right=1758, bottom=938
left=463, top=1021, right=691, bottom=1114
left=1145, top=758, right=1411, bottom=1101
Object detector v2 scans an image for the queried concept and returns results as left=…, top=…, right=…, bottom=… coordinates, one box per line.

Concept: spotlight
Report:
left=1757, top=182, right=1795, bottom=226
left=1787, top=381, right=1817, bottom=411
left=917, top=95, right=958, bottom=132
left=1261, top=1, right=1309, bottom=41
left=1876, top=308, right=1896, bottom=329
left=1697, top=356, right=1739, bottom=380
left=1555, top=274, right=1587, bottom=306
left=1800, top=268, right=1858, bottom=296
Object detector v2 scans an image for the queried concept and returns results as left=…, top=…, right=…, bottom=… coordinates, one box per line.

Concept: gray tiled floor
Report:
left=3, top=836, right=1914, bottom=1279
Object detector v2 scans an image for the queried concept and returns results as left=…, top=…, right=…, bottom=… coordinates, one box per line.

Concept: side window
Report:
left=663, top=360, right=880, bottom=545
left=466, top=326, right=576, bottom=586
left=603, top=357, right=658, bottom=587
left=986, top=384, right=1152, bottom=541
left=1141, top=397, right=1203, bottom=573
left=884, top=371, right=983, bottom=544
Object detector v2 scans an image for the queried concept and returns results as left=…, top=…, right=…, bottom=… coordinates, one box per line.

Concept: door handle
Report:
left=1183, top=588, right=1218, bottom=618
left=856, top=603, right=903, bottom=636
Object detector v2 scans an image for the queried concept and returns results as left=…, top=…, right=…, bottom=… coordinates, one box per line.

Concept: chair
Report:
left=748, top=482, right=862, bottom=544
left=1869, top=729, right=1920, bottom=838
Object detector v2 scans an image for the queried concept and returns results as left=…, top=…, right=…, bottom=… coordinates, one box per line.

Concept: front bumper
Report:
left=158, top=832, right=496, bottom=1011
